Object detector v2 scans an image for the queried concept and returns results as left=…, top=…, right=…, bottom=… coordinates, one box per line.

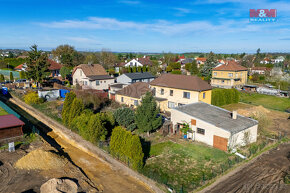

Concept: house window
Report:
left=134, top=100, right=138, bottom=106
left=183, top=92, right=190, bottom=99
left=96, top=80, right=100, bottom=85
left=228, top=73, right=233, bottom=77
left=170, top=90, right=173, bottom=96
left=178, top=103, right=185, bottom=107
left=104, top=81, right=106, bottom=83
left=197, top=128, right=205, bottom=135
left=161, top=89, right=164, bottom=95
left=222, top=80, right=225, bottom=83
left=214, top=72, right=217, bottom=76
left=203, top=92, right=206, bottom=99
left=121, top=97, right=124, bottom=102
left=100, top=81, right=102, bottom=83
left=168, top=101, right=175, bottom=108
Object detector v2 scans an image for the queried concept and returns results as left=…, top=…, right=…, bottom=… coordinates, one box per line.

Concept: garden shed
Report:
left=0, top=114, right=25, bottom=141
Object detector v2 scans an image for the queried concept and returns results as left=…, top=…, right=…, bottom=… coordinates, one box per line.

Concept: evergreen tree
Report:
left=26, top=45, right=50, bottom=85
left=60, top=66, right=71, bottom=79
left=133, top=66, right=137, bottom=73
left=135, top=92, right=162, bottom=136
left=19, top=71, right=26, bottom=79
left=142, top=66, right=147, bottom=72
left=201, top=51, right=217, bottom=78
left=113, top=107, right=136, bottom=131
left=9, top=72, right=14, bottom=81
left=62, top=92, right=76, bottom=125
left=0, top=74, right=4, bottom=82
left=190, top=60, right=199, bottom=75
left=68, top=98, right=84, bottom=127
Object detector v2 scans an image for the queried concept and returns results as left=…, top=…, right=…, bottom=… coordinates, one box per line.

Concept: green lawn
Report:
left=0, top=107, right=8, bottom=116
left=141, top=140, right=238, bottom=192
left=240, top=92, right=290, bottom=112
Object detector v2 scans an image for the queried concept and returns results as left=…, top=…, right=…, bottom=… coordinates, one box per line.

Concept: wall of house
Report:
left=124, top=59, right=143, bottom=67
left=116, top=74, right=132, bottom=84
left=151, top=86, right=211, bottom=110
left=211, top=70, right=248, bottom=88
left=229, top=125, right=258, bottom=149
left=73, top=68, right=85, bottom=85
left=171, top=109, right=231, bottom=146
left=115, top=94, right=140, bottom=108
left=88, top=79, right=114, bottom=90
left=157, top=100, right=169, bottom=112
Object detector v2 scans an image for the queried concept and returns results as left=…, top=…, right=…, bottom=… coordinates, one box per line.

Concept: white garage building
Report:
left=171, top=102, right=258, bottom=151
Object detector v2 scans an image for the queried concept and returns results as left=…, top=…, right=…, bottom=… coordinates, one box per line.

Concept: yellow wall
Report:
left=115, top=94, right=140, bottom=108
left=211, top=70, right=248, bottom=87
left=151, top=85, right=212, bottom=109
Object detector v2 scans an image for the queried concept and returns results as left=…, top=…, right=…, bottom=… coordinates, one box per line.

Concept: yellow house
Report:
left=150, top=74, right=212, bottom=112
left=211, top=61, right=248, bottom=89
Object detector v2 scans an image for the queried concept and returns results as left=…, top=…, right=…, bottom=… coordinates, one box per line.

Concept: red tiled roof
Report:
left=14, top=64, right=23, bottom=70
left=196, top=57, right=207, bottom=62
left=0, top=114, right=25, bottom=129
left=48, top=59, right=62, bottom=70
left=179, top=55, right=185, bottom=59
left=137, top=58, right=152, bottom=66
left=150, top=73, right=212, bottom=92
left=213, top=61, right=247, bottom=71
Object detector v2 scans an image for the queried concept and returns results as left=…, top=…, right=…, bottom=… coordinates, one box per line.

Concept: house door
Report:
left=213, top=135, right=228, bottom=151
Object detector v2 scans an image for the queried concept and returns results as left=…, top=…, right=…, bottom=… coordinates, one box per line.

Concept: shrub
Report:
left=0, top=74, right=4, bottom=82
left=113, top=107, right=136, bottom=130
left=67, top=98, right=84, bottom=127
left=60, top=66, right=71, bottom=79
left=19, top=71, right=26, bottom=79
left=10, top=72, right=14, bottom=81
left=211, top=88, right=240, bottom=106
left=110, top=126, right=144, bottom=170
left=24, top=91, right=44, bottom=105
left=62, top=92, right=76, bottom=125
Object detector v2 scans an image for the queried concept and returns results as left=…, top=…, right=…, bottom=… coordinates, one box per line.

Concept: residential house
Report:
left=260, top=58, right=271, bottom=64
left=72, top=64, right=114, bottom=90
left=274, top=56, right=285, bottom=63
left=109, top=83, right=128, bottom=100
left=150, top=74, right=212, bottom=112
left=171, top=102, right=258, bottom=151
left=177, top=55, right=186, bottom=62
left=116, top=72, right=155, bottom=84
left=250, top=67, right=271, bottom=75
left=14, top=59, right=62, bottom=77
left=114, top=62, right=125, bottom=73
left=124, top=56, right=152, bottom=68
left=195, top=57, right=207, bottom=68
left=180, top=58, right=193, bottom=65
left=211, top=61, right=248, bottom=89
left=115, top=82, right=151, bottom=108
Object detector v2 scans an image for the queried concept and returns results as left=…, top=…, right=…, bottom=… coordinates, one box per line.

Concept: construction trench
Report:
left=0, top=96, right=161, bottom=193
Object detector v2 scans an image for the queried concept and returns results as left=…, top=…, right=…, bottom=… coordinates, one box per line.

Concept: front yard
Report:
left=0, top=106, right=8, bottom=115
left=141, top=138, right=240, bottom=192
left=240, top=92, right=290, bottom=112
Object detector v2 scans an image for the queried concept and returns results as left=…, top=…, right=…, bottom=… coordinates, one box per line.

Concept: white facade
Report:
left=171, top=108, right=258, bottom=150
left=124, top=59, right=143, bottom=67
left=72, top=68, right=114, bottom=90
left=274, top=56, right=285, bottom=63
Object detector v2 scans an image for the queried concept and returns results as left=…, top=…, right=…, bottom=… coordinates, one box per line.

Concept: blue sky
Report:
left=0, top=0, right=290, bottom=53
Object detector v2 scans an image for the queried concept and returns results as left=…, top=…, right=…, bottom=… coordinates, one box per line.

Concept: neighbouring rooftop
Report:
left=0, top=114, right=25, bottom=129
left=174, top=102, right=258, bottom=134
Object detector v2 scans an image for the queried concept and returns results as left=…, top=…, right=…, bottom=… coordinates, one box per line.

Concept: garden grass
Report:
left=240, top=92, right=290, bottom=112
left=0, top=106, right=8, bottom=115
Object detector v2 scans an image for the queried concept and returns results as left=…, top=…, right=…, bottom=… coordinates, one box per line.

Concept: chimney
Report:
left=232, top=111, right=237, bottom=119
left=88, top=61, right=93, bottom=66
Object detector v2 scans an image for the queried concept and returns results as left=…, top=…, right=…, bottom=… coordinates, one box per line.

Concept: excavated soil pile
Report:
left=237, top=105, right=270, bottom=117
left=15, top=149, right=68, bottom=170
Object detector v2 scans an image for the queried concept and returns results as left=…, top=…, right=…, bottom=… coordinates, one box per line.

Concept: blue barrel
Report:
left=183, top=134, right=187, bottom=139
left=2, top=87, right=8, bottom=95
left=59, top=89, right=70, bottom=98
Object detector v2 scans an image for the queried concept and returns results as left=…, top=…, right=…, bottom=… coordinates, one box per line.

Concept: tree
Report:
left=19, top=71, right=26, bottom=79
left=62, top=92, right=76, bottom=125
left=190, top=60, right=199, bottom=75
left=26, top=45, right=50, bottom=85
left=52, top=44, right=84, bottom=67
left=0, top=74, right=4, bottom=82
left=96, top=49, right=118, bottom=69
left=9, top=72, right=14, bottom=81
left=113, top=108, right=136, bottom=131
left=60, top=66, right=71, bottom=79
left=142, top=66, right=147, bottom=72
left=201, top=51, right=217, bottom=78
left=68, top=98, right=84, bottom=127
left=135, top=92, right=162, bottom=136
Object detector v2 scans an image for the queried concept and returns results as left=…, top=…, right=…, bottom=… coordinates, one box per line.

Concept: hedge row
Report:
left=211, top=88, right=240, bottom=106
left=110, top=126, right=144, bottom=170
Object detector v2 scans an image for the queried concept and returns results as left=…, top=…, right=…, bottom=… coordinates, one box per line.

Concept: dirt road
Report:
left=201, top=143, right=290, bottom=193
left=49, top=131, right=153, bottom=193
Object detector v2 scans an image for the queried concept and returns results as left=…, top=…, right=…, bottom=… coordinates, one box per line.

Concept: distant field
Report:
left=240, top=92, right=290, bottom=112
left=0, top=107, right=8, bottom=116
left=141, top=140, right=235, bottom=192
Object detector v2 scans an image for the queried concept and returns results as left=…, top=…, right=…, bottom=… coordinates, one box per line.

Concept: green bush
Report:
left=19, top=71, right=26, bottom=79
left=0, top=74, right=4, bottom=82
left=110, top=126, right=144, bottom=170
left=212, top=88, right=240, bottom=106
left=113, top=107, right=136, bottom=130
left=24, top=91, right=44, bottom=105
left=67, top=98, right=84, bottom=127
left=62, top=92, right=76, bottom=125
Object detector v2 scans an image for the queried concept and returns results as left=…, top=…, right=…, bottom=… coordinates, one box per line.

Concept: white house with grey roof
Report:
left=116, top=72, right=155, bottom=85
left=171, top=102, right=258, bottom=151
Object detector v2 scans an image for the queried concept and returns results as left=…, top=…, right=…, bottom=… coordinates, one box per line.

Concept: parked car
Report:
left=16, top=79, right=26, bottom=83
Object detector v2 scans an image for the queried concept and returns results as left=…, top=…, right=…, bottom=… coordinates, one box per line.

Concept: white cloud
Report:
left=118, top=0, right=140, bottom=5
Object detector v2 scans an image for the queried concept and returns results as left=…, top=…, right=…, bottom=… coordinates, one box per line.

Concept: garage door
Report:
left=213, top=135, right=228, bottom=151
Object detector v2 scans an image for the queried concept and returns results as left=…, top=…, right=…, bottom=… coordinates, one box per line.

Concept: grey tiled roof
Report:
left=174, top=102, right=258, bottom=134
left=87, top=75, right=114, bottom=80
left=124, top=72, right=155, bottom=80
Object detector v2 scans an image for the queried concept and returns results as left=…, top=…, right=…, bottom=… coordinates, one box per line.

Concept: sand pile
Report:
left=237, top=105, right=270, bottom=118
left=15, top=149, right=68, bottom=170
